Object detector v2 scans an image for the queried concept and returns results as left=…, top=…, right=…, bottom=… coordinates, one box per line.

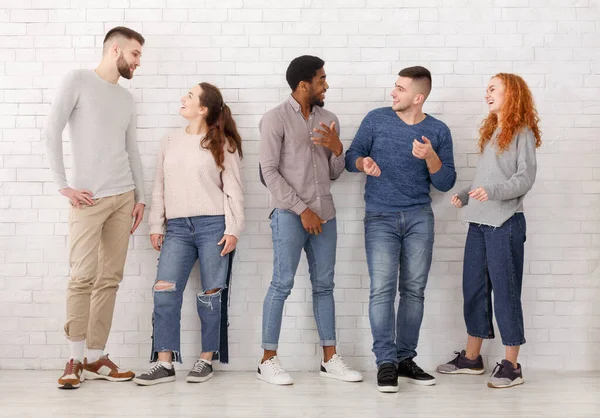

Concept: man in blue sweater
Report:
left=345, top=66, right=456, bottom=393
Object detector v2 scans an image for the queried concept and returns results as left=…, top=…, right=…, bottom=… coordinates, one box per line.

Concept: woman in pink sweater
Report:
left=134, top=83, right=244, bottom=386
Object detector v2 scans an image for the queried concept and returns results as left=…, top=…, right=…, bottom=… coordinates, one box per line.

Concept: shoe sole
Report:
left=186, top=373, right=213, bottom=383
left=398, top=376, right=436, bottom=386
left=133, top=375, right=176, bottom=386
left=377, top=385, right=399, bottom=393
left=437, top=368, right=485, bottom=375
left=83, top=370, right=134, bottom=382
left=58, top=382, right=80, bottom=389
left=256, top=372, right=293, bottom=385
left=487, top=377, right=524, bottom=389
left=58, top=373, right=85, bottom=389
left=319, top=371, right=363, bottom=382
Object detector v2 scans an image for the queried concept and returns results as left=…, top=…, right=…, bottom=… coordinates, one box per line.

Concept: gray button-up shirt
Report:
left=259, top=95, right=345, bottom=221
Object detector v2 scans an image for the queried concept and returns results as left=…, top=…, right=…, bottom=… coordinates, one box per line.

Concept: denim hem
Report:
left=501, top=339, right=526, bottom=347
left=150, top=350, right=182, bottom=364
left=467, top=331, right=495, bottom=340
left=262, top=343, right=278, bottom=350
left=320, top=340, right=336, bottom=347
left=216, top=249, right=235, bottom=364
left=376, top=360, right=398, bottom=367
left=397, top=354, right=414, bottom=363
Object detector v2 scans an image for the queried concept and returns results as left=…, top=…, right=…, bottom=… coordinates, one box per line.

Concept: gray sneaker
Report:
left=487, top=359, right=524, bottom=388
left=133, top=363, right=176, bottom=386
left=437, top=350, right=485, bottom=375
left=186, top=359, right=213, bottom=383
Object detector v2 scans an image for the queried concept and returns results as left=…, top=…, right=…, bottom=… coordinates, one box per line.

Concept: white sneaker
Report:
left=320, top=354, right=363, bottom=382
left=256, top=356, right=294, bottom=385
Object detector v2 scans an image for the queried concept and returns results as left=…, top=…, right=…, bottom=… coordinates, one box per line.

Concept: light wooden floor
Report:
left=2, top=370, right=599, bottom=417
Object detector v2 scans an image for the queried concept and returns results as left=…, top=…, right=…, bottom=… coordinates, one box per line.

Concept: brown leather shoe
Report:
left=58, top=359, right=85, bottom=389
left=82, top=354, right=135, bottom=382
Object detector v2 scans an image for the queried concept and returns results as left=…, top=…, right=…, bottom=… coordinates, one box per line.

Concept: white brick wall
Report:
left=1, top=0, right=599, bottom=372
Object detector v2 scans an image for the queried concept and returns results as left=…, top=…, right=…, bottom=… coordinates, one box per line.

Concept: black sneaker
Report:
left=133, top=363, right=176, bottom=386
left=186, top=359, right=213, bottom=383
left=377, top=362, right=398, bottom=393
left=397, top=358, right=436, bottom=386
left=437, top=350, right=485, bottom=375
left=487, top=359, right=524, bottom=389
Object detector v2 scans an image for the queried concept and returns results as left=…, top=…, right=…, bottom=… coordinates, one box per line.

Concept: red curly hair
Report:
left=479, top=73, right=542, bottom=154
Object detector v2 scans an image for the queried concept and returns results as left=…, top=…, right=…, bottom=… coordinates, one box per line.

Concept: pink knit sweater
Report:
left=148, top=128, right=245, bottom=238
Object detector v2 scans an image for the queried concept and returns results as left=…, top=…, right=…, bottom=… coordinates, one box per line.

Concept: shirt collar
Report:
left=288, top=94, right=317, bottom=115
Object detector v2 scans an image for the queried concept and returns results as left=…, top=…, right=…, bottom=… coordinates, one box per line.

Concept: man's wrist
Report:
left=333, top=143, right=343, bottom=157
left=355, top=157, right=364, bottom=172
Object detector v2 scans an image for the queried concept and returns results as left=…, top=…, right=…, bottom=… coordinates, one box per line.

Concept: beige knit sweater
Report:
left=148, top=128, right=245, bottom=238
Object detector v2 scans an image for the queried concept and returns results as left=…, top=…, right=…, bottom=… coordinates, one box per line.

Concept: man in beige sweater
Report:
left=44, top=27, right=146, bottom=389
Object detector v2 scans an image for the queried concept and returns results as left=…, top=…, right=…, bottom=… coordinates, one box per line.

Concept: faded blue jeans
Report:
left=365, top=206, right=435, bottom=366
left=151, top=216, right=234, bottom=363
left=462, top=213, right=527, bottom=346
left=262, top=209, right=337, bottom=350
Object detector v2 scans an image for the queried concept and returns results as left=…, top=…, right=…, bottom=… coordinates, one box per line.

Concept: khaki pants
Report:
left=65, top=190, right=135, bottom=349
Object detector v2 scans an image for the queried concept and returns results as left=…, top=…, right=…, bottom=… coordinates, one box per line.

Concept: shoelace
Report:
left=265, top=358, right=286, bottom=375
left=328, top=355, right=350, bottom=371
left=146, top=363, right=165, bottom=377
left=490, top=362, right=504, bottom=378
left=100, top=354, right=119, bottom=371
left=191, top=360, right=209, bottom=374
left=405, top=359, right=425, bottom=375
left=449, top=351, right=462, bottom=366
left=64, top=359, right=76, bottom=376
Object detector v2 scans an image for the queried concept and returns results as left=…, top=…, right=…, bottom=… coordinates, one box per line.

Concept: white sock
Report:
left=159, top=361, right=173, bottom=370
left=69, top=340, right=85, bottom=362
left=201, top=359, right=212, bottom=365
left=86, top=349, right=104, bottom=363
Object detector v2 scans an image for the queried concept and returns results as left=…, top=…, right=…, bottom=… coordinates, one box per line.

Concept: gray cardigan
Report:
left=458, top=127, right=537, bottom=227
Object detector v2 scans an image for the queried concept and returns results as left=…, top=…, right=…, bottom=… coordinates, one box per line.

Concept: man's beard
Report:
left=309, top=94, right=324, bottom=108
left=117, top=53, right=133, bottom=79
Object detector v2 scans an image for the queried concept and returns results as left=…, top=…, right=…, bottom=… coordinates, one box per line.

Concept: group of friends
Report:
left=44, top=27, right=541, bottom=393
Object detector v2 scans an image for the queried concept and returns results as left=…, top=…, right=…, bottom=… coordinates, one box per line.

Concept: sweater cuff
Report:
left=485, top=184, right=498, bottom=201
left=345, top=155, right=362, bottom=173
left=149, top=225, right=165, bottom=235
left=224, top=224, right=243, bottom=240
left=429, top=164, right=454, bottom=191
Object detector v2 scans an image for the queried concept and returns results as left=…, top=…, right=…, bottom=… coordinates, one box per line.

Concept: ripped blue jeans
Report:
left=151, top=216, right=234, bottom=363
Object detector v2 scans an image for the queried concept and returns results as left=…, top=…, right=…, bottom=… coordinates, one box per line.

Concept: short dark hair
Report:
left=398, top=66, right=432, bottom=98
left=103, top=26, right=145, bottom=47
left=286, top=55, right=325, bottom=91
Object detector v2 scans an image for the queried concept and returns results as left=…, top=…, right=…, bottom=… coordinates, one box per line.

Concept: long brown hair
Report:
left=478, top=73, right=542, bottom=154
left=198, top=82, right=243, bottom=170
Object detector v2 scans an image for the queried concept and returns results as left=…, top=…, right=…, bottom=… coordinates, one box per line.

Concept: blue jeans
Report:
left=262, top=209, right=337, bottom=349
left=463, top=213, right=526, bottom=346
left=365, top=206, right=435, bottom=366
left=151, top=216, right=234, bottom=363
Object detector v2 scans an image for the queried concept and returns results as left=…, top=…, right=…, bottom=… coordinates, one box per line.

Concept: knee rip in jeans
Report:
left=154, top=281, right=176, bottom=292
left=197, top=288, right=223, bottom=310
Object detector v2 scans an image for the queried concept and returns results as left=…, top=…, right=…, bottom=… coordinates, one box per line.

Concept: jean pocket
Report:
left=364, top=212, right=383, bottom=222
left=420, top=205, right=434, bottom=215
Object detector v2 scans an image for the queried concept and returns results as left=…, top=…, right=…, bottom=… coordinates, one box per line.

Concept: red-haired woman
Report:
left=134, top=82, right=244, bottom=386
left=437, top=74, right=542, bottom=389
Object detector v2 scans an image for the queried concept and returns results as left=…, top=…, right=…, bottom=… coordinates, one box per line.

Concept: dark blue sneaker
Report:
left=487, top=359, right=524, bottom=388
left=437, top=350, right=485, bottom=375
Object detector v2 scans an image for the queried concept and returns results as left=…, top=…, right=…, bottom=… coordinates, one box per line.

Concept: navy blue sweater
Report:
left=345, top=107, right=456, bottom=212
